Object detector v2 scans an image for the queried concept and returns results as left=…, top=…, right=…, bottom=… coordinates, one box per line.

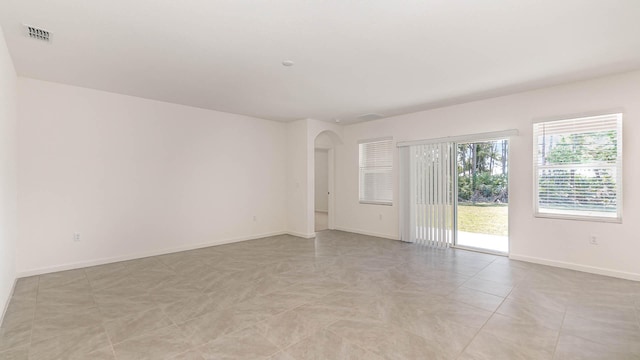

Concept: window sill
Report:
left=534, top=212, right=621, bottom=224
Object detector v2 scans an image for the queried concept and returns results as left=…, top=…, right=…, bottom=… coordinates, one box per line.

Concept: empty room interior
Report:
left=1, top=1, right=640, bottom=359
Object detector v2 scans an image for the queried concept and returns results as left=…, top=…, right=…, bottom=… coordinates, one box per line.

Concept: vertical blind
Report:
left=533, top=113, right=622, bottom=221
left=400, top=142, right=455, bottom=246
left=359, top=138, right=393, bottom=205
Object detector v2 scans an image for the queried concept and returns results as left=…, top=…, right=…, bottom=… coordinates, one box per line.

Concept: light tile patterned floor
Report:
left=1, top=230, right=639, bottom=359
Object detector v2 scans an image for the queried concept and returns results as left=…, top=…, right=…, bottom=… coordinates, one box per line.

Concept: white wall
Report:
left=335, top=70, right=640, bottom=280
left=314, top=150, right=328, bottom=212
left=285, top=119, right=310, bottom=237
left=0, top=26, right=17, bottom=318
left=17, top=78, right=287, bottom=275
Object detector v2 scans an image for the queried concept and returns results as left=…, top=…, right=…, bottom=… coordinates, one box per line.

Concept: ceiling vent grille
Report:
left=25, top=25, right=50, bottom=42
left=357, top=113, right=385, bottom=121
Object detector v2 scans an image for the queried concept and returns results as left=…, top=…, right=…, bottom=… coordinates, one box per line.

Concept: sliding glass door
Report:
left=399, top=132, right=512, bottom=255
left=454, top=139, right=509, bottom=254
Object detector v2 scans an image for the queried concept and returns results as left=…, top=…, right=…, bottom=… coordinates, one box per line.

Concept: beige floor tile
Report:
left=0, top=301, right=34, bottom=333
left=266, top=351, right=296, bottom=360
left=561, top=312, right=640, bottom=353
left=31, top=305, right=103, bottom=343
left=122, top=256, right=172, bottom=273
left=489, top=311, right=560, bottom=336
left=112, top=325, right=193, bottom=360
left=205, top=279, right=261, bottom=310
left=28, top=324, right=111, bottom=360
left=104, top=307, right=174, bottom=344
left=553, top=334, right=640, bottom=360
left=0, top=346, right=29, bottom=360
left=507, top=285, right=571, bottom=313
left=95, top=292, right=157, bottom=320
left=148, top=276, right=205, bottom=305
left=394, top=314, right=479, bottom=356
left=460, top=313, right=559, bottom=360
left=429, top=301, right=493, bottom=329
left=176, top=265, right=236, bottom=293
left=0, top=326, right=31, bottom=354
left=36, top=287, right=95, bottom=307
left=129, top=267, right=181, bottom=288
left=459, top=331, right=554, bottom=360
left=565, top=302, right=638, bottom=324
left=2, top=230, right=640, bottom=359
left=399, top=277, right=462, bottom=296
left=328, top=319, right=456, bottom=360
left=230, top=291, right=314, bottom=319
left=92, top=281, right=150, bottom=298
left=284, top=329, right=382, bottom=360
left=473, top=262, right=530, bottom=286
left=447, top=286, right=505, bottom=312
left=38, top=269, right=88, bottom=290
left=86, top=265, right=137, bottom=291
left=255, top=303, right=346, bottom=349
left=496, top=297, right=566, bottom=330
left=159, top=294, right=220, bottom=324
left=278, top=278, right=348, bottom=298
left=197, top=327, right=279, bottom=360
left=179, top=305, right=260, bottom=346
left=170, top=349, right=206, bottom=360
left=462, top=277, right=514, bottom=297
left=10, top=277, right=38, bottom=300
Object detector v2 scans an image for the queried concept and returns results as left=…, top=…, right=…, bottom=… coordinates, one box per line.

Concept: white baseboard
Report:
left=509, top=253, right=640, bottom=281
left=333, top=227, right=399, bottom=241
left=16, top=230, right=288, bottom=278
left=286, top=231, right=316, bottom=239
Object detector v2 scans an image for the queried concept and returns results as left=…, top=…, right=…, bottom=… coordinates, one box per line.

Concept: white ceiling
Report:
left=1, top=1, right=640, bottom=123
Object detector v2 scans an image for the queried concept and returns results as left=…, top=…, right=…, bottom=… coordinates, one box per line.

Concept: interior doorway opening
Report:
left=455, top=139, right=509, bottom=254
left=313, top=131, right=340, bottom=233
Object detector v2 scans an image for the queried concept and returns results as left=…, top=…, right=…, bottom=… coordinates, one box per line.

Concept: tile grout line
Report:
left=550, top=309, right=567, bottom=358
left=454, top=273, right=516, bottom=359
left=83, top=267, right=119, bottom=359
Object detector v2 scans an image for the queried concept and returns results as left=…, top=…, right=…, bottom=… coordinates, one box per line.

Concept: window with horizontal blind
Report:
left=533, top=113, right=622, bottom=221
left=359, top=137, right=393, bottom=205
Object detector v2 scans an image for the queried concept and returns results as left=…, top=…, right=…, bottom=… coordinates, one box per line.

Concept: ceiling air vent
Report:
left=25, top=25, right=51, bottom=42
left=357, top=113, right=385, bottom=121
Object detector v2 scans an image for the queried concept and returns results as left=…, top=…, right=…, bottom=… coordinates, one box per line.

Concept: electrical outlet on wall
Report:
left=589, top=235, right=598, bottom=245
left=73, top=232, right=81, bottom=242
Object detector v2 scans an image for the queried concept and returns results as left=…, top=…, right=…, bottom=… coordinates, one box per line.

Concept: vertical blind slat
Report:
left=406, top=143, right=454, bottom=247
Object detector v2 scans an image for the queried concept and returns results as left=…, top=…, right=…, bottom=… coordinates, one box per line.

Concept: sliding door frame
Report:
left=398, top=129, right=517, bottom=254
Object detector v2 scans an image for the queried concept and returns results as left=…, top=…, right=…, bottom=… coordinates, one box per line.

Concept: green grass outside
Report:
left=457, top=203, right=508, bottom=236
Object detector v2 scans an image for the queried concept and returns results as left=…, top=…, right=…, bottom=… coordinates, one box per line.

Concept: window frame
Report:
left=358, top=137, right=394, bottom=206
left=532, top=113, right=623, bottom=223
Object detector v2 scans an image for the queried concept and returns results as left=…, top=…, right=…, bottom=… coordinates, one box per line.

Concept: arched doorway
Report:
left=313, top=130, right=341, bottom=232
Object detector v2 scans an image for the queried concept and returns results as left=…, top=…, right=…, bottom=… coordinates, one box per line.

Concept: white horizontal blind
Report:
left=533, top=113, right=622, bottom=221
left=409, top=142, right=455, bottom=246
left=359, top=138, right=393, bottom=205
